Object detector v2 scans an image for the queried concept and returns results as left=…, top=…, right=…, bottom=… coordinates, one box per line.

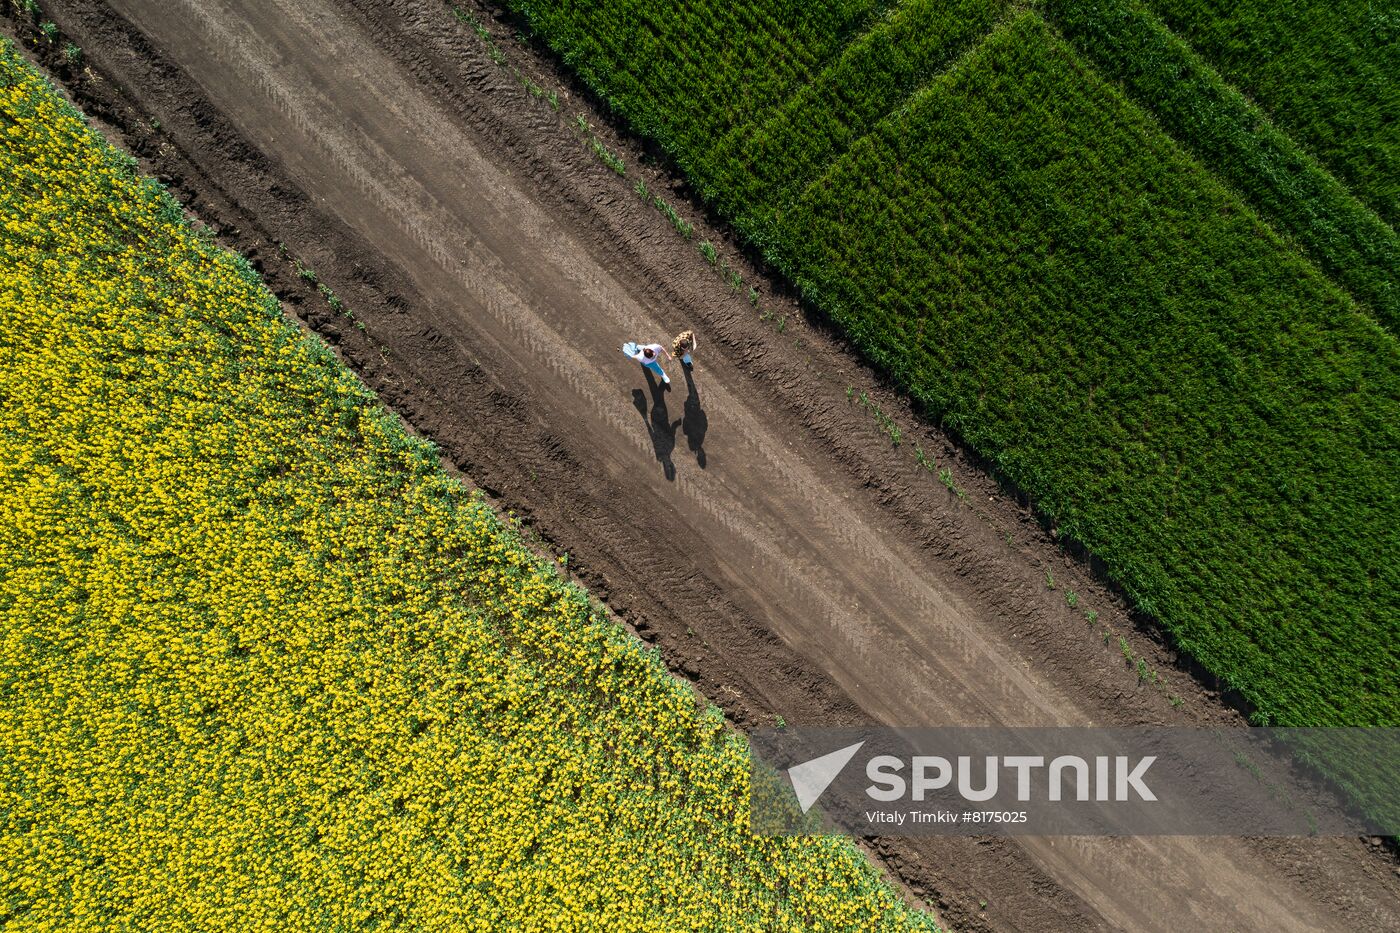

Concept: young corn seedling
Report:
left=589, top=137, right=625, bottom=176
left=317, top=282, right=345, bottom=314
left=659, top=200, right=693, bottom=238
left=722, top=263, right=742, bottom=290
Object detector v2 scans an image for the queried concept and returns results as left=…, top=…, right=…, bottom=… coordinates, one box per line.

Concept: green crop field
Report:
left=507, top=0, right=1400, bottom=737
left=1043, top=0, right=1399, bottom=330
left=1144, top=0, right=1399, bottom=228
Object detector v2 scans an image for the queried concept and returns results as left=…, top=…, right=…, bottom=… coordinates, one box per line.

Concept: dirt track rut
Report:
left=34, top=0, right=1400, bottom=929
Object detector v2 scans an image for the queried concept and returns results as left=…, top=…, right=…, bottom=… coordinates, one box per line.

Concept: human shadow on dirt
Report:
left=680, top=365, right=707, bottom=468
left=632, top=371, right=677, bottom=481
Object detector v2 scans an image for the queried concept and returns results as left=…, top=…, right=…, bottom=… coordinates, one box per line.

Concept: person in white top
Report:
left=622, top=340, right=673, bottom=385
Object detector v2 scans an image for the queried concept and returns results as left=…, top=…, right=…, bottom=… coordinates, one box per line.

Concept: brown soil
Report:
left=10, top=0, right=1399, bottom=929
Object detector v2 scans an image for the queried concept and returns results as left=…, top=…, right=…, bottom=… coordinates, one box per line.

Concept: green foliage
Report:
left=508, top=0, right=894, bottom=183
left=1143, top=0, right=1400, bottom=227
left=775, top=16, right=1400, bottom=729
left=1043, top=0, right=1400, bottom=331
left=702, top=0, right=1010, bottom=229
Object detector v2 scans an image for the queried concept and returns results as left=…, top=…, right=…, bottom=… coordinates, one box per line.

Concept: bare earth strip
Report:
left=31, top=0, right=1400, bottom=929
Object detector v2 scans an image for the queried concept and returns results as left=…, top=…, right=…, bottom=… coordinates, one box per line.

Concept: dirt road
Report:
left=31, top=0, right=1400, bottom=928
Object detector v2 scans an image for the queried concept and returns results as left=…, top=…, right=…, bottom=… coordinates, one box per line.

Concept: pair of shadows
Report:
left=633, top=366, right=707, bottom=481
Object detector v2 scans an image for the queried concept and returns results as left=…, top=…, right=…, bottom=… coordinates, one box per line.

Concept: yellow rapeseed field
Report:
left=0, top=42, right=938, bottom=932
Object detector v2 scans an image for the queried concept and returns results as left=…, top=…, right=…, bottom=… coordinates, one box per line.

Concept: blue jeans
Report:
left=644, top=360, right=667, bottom=380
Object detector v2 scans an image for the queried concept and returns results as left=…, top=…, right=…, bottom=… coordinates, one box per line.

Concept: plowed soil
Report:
left=13, top=0, right=1400, bottom=929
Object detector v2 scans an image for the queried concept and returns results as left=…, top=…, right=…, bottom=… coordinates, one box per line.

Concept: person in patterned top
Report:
left=671, top=330, right=697, bottom=368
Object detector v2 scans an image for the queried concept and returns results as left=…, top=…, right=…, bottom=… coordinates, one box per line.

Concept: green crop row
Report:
left=1041, top=0, right=1399, bottom=332
left=508, top=0, right=1400, bottom=736
left=1142, top=0, right=1399, bottom=228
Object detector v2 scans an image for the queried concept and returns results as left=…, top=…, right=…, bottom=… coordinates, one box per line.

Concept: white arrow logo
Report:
left=787, top=741, right=865, bottom=813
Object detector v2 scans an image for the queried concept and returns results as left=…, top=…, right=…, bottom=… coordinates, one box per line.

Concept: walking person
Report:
left=622, top=339, right=673, bottom=385
left=671, top=329, right=698, bottom=368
